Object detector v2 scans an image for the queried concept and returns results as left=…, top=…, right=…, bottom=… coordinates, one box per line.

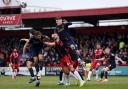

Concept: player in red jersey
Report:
left=44, top=33, right=85, bottom=87
left=87, top=43, right=105, bottom=81
left=10, top=48, right=20, bottom=80
left=98, top=47, right=126, bottom=82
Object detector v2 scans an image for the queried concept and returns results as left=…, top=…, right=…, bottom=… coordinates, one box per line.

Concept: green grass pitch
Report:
left=0, top=76, right=128, bottom=89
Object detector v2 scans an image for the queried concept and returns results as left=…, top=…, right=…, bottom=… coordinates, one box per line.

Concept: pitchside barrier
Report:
left=93, top=66, right=128, bottom=75
left=0, top=66, right=128, bottom=76
left=0, top=67, right=45, bottom=76
left=45, top=66, right=128, bottom=76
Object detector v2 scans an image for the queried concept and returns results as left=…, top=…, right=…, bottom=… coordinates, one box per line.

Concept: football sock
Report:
left=105, top=71, right=108, bottom=79
left=59, top=71, right=63, bottom=81
left=87, top=71, right=92, bottom=80
left=28, top=68, right=34, bottom=77
left=101, top=71, right=104, bottom=79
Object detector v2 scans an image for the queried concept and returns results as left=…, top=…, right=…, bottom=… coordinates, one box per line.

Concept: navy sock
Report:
left=35, top=64, right=39, bottom=75
left=59, top=71, right=63, bottom=81
left=101, top=71, right=104, bottom=79
left=28, top=68, right=34, bottom=77
left=39, top=61, right=44, bottom=71
left=105, top=71, right=108, bottom=79
left=78, top=72, right=84, bottom=80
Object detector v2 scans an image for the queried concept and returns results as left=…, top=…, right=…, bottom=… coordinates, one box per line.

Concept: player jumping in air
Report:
left=21, top=38, right=36, bottom=83
left=55, top=17, right=86, bottom=75
left=22, top=30, right=49, bottom=87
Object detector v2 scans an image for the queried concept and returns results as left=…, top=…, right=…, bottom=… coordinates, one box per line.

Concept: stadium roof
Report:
left=22, top=6, right=128, bottom=27
left=22, top=7, right=128, bottom=27
left=22, top=6, right=128, bottom=19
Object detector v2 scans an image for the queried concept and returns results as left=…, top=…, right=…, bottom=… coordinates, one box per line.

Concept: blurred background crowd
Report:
left=0, top=32, right=128, bottom=67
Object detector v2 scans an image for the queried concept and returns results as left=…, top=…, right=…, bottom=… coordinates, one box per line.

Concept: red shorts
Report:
left=11, top=64, right=19, bottom=70
left=60, top=55, right=73, bottom=67
left=91, top=59, right=101, bottom=69
left=72, top=60, right=79, bottom=70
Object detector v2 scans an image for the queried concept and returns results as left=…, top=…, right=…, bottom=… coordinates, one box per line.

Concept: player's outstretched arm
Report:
left=20, top=38, right=29, bottom=42
left=22, top=41, right=29, bottom=62
left=44, top=42, right=56, bottom=46
left=115, top=55, right=126, bottom=64
left=9, top=54, right=13, bottom=66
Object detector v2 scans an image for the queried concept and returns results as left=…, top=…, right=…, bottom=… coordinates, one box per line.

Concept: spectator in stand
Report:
left=0, top=48, right=5, bottom=67
left=0, top=32, right=128, bottom=67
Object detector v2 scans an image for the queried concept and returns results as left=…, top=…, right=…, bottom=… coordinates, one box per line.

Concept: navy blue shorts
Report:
left=30, top=47, right=43, bottom=57
left=108, top=64, right=116, bottom=70
left=27, top=57, right=34, bottom=63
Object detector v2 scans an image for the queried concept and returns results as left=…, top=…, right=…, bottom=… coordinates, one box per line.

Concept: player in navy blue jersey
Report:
left=55, top=17, right=86, bottom=75
left=22, top=30, right=49, bottom=87
left=21, top=39, right=36, bottom=84
left=98, top=47, right=125, bottom=82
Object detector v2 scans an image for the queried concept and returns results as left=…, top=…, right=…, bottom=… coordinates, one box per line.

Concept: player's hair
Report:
left=33, top=31, right=43, bottom=40
left=34, top=31, right=42, bottom=36
left=13, top=48, right=18, bottom=52
left=55, top=17, right=62, bottom=20
left=29, top=29, right=36, bottom=35
left=96, top=42, right=101, bottom=45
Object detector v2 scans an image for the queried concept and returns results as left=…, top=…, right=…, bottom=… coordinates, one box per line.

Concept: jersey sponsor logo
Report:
left=3, top=0, right=11, bottom=5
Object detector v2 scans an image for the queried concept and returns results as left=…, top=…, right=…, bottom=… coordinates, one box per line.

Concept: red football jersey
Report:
left=94, top=49, right=103, bottom=59
left=10, top=52, right=20, bottom=65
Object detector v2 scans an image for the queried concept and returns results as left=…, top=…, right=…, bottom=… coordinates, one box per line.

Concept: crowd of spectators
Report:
left=0, top=38, right=20, bottom=66
left=0, top=32, right=128, bottom=67
left=77, top=32, right=128, bottom=64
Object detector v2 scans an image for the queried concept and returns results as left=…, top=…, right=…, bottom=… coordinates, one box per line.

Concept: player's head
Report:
left=29, top=30, right=36, bottom=38
left=104, top=47, right=110, bottom=54
left=51, top=33, right=59, bottom=40
left=55, top=17, right=63, bottom=26
left=96, top=43, right=101, bottom=49
left=34, top=31, right=42, bottom=39
left=13, top=48, right=18, bottom=53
